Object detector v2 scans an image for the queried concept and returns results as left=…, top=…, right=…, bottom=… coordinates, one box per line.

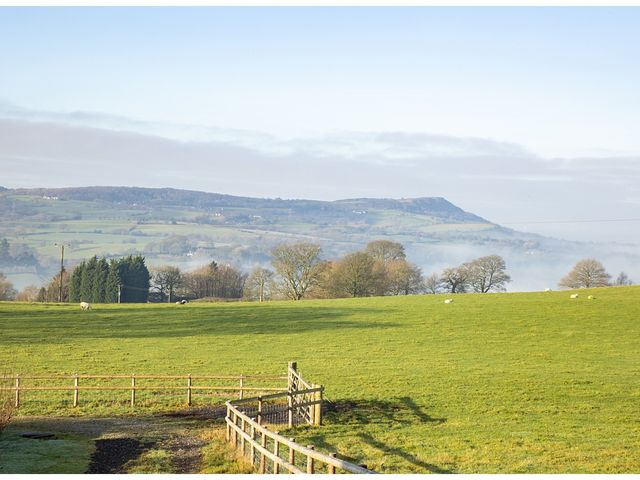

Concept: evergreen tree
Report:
left=69, top=261, right=84, bottom=303
left=105, top=259, right=122, bottom=303
left=118, top=255, right=150, bottom=303
left=91, top=257, right=109, bottom=303
left=80, top=256, right=98, bottom=301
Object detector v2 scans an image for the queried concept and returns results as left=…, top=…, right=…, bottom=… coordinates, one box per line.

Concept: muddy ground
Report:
left=5, top=406, right=228, bottom=474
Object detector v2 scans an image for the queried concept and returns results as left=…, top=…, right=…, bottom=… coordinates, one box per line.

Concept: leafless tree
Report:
left=466, top=255, right=511, bottom=293
left=0, top=273, right=17, bottom=300
left=182, top=261, right=245, bottom=299
left=328, top=251, right=382, bottom=298
left=614, top=272, right=633, bottom=286
left=151, top=266, right=183, bottom=303
left=385, top=259, right=424, bottom=295
left=440, top=266, right=470, bottom=293
left=365, top=240, right=406, bottom=264
left=271, top=243, right=324, bottom=300
left=559, top=258, right=611, bottom=289
left=423, top=273, right=443, bottom=294
left=15, top=285, right=40, bottom=302
left=245, top=267, right=274, bottom=302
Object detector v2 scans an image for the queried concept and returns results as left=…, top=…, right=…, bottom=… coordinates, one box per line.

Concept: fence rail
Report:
left=224, top=362, right=376, bottom=474
left=0, top=374, right=287, bottom=408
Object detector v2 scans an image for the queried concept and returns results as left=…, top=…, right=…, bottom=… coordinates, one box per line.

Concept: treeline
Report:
left=4, top=242, right=638, bottom=303
left=257, top=240, right=512, bottom=301
left=69, top=255, right=150, bottom=303
left=150, top=261, right=245, bottom=303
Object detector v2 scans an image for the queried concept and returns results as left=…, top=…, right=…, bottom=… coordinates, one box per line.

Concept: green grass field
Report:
left=1, top=286, right=639, bottom=473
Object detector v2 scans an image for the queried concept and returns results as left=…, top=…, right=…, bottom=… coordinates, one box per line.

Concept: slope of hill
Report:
left=0, top=186, right=635, bottom=291
left=1, top=286, right=639, bottom=472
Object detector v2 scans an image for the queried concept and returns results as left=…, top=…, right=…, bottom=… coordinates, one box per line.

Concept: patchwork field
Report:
left=1, top=286, right=639, bottom=473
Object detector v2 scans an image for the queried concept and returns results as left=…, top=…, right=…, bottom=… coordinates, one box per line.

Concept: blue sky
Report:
left=1, top=7, right=640, bottom=243
left=1, top=7, right=639, bottom=156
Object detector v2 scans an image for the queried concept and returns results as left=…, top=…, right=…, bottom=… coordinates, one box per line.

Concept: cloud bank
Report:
left=1, top=104, right=639, bottom=243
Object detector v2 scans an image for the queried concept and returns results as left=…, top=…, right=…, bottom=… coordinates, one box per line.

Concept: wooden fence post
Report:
left=187, top=374, right=192, bottom=406
left=130, top=374, right=136, bottom=407
left=273, top=431, right=280, bottom=474
left=250, top=422, right=256, bottom=465
left=313, top=384, right=322, bottom=426
left=240, top=417, right=246, bottom=454
left=239, top=375, right=244, bottom=400
left=14, top=375, right=20, bottom=408
left=226, top=405, right=231, bottom=442
left=328, top=452, right=337, bottom=474
left=73, top=375, right=79, bottom=407
left=288, top=437, right=295, bottom=467
left=257, top=396, right=263, bottom=425
left=259, top=428, right=267, bottom=473
left=306, top=445, right=315, bottom=474
left=287, top=390, right=293, bottom=427
left=288, top=361, right=297, bottom=391
left=232, top=412, right=238, bottom=448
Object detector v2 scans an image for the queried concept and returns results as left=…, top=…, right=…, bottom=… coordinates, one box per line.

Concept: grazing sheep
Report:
left=587, top=295, right=595, bottom=300
left=80, top=302, right=91, bottom=310
left=444, top=299, right=454, bottom=304
left=544, top=288, right=552, bottom=292
left=570, top=294, right=579, bottom=299
left=175, top=301, right=181, bottom=305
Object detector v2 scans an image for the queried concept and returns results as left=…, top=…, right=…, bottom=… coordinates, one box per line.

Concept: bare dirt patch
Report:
left=7, top=414, right=220, bottom=474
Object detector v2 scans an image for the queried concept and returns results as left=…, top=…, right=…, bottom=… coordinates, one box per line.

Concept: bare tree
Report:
left=423, top=273, right=443, bottom=294
left=271, top=243, right=325, bottom=300
left=386, top=259, right=424, bottom=295
left=440, top=266, right=470, bottom=294
left=151, top=266, right=183, bottom=303
left=559, top=258, right=611, bottom=289
left=245, top=267, right=274, bottom=302
left=365, top=240, right=406, bottom=264
left=181, top=261, right=245, bottom=299
left=614, top=272, right=633, bottom=286
left=16, top=285, right=40, bottom=302
left=466, top=255, right=511, bottom=293
left=0, top=273, right=17, bottom=300
left=328, top=251, right=382, bottom=297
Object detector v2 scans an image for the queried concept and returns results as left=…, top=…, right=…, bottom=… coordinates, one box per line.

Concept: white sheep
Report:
left=444, top=299, right=454, bottom=304
left=570, top=294, right=579, bottom=299
left=544, top=288, right=552, bottom=292
left=587, top=295, right=595, bottom=300
left=80, top=302, right=91, bottom=310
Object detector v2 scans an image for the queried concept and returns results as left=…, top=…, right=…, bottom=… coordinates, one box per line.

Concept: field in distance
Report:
left=1, top=286, right=639, bottom=473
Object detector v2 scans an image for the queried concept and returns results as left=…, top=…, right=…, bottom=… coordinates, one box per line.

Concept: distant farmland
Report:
left=1, top=286, right=639, bottom=473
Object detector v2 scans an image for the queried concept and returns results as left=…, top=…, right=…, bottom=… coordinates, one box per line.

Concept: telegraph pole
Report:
left=54, top=243, right=67, bottom=303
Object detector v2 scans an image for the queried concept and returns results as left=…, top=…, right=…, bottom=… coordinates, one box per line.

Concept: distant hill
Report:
left=1, top=185, right=634, bottom=292
left=5, top=186, right=487, bottom=224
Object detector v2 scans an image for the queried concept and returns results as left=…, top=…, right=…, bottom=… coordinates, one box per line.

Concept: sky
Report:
left=1, top=7, right=639, bottom=242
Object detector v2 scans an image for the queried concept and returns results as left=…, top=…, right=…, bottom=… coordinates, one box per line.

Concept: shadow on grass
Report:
left=301, top=397, right=450, bottom=473
left=325, top=396, right=446, bottom=427
left=0, top=304, right=399, bottom=344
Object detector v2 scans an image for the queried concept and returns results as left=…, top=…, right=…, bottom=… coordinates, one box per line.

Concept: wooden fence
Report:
left=224, top=362, right=376, bottom=474
left=0, top=374, right=287, bottom=408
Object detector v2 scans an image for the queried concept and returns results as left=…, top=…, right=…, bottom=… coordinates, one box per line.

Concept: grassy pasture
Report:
left=1, top=286, right=639, bottom=473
